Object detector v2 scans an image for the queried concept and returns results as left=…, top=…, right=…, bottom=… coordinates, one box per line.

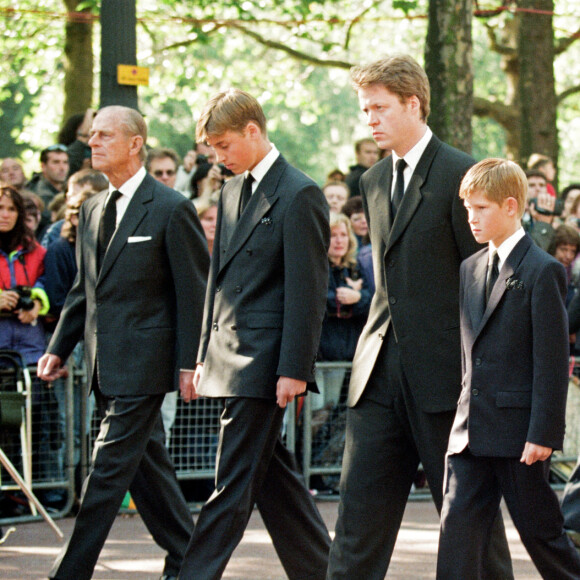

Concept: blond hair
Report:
left=350, top=54, right=430, bottom=122
left=329, top=212, right=358, bottom=269
left=460, top=158, right=527, bottom=219
left=196, top=89, right=267, bottom=143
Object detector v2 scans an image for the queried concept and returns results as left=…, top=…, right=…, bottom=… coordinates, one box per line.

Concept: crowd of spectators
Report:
left=1, top=108, right=580, bottom=510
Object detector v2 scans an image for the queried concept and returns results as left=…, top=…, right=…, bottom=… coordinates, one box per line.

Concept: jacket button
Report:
left=212, top=322, right=218, bottom=331
left=378, top=333, right=384, bottom=341
left=475, top=358, right=482, bottom=366
left=472, top=388, right=479, bottom=396
left=231, top=325, right=237, bottom=331
left=235, top=286, right=242, bottom=293
left=389, top=296, right=396, bottom=304
left=246, top=248, right=253, bottom=255
left=216, top=285, right=222, bottom=292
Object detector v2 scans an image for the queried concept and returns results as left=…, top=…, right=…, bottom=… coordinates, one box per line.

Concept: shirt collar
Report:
left=391, top=127, right=433, bottom=175
left=246, top=144, right=280, bottom=188
left=490, top=227, right=525, bottom=269
left=108, top=166, right=147, bottom=201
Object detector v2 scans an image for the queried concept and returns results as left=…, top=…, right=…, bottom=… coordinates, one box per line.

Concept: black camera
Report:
left=218, top=163, right=234, bottom=178
left=11, top=286, right=35, bottom=311
left=196, top=154, right=208, bottom=164
left=530, top=197, right=564, bottom=217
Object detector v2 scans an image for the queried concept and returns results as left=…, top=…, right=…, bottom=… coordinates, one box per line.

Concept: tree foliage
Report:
left=1, top=0, right=580, bottom=184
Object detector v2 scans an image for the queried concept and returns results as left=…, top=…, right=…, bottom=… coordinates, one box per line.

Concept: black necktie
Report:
left=239, top=174, right=254, bottom=219
left=392, top=158, right=407, bottom=217
left=98, top=190, right=122, bottom=271
left=485, top=251, right=500, bottom=304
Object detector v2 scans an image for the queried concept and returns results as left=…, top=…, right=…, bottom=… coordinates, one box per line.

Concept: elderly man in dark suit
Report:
left=326, top=55, right=513, bottom=579
left=38, top=105, right=209, bottom=580
left=179, top=88, right=331, bottom=580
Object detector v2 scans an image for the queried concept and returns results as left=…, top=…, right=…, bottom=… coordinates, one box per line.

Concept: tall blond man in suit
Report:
left=326, top=55, right=513, bottom=579
left=38, top=105, right=209, bottom=580
left=179, top=89, right=331, bottom=580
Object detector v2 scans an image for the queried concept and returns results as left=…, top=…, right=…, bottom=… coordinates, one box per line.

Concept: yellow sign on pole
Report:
left=117, top=65, right=149, bottom=86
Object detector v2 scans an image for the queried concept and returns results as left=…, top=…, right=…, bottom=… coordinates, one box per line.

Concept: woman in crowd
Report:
left=196, top=198, right=218, bottom=256
left=0, top=184, right=53, bottom=497
left=341, top=195, right=375, bottom=294
left=0, top=185, right=49, bottom=360
left=190, top=161, right=226, bottom=207
left=315, top=213, right=371, bottom=413
left=319, top=212, right=371, bottom=362
left=309, top=213, right=372, bottom=493
left=342, top=196, right=369, bottom=247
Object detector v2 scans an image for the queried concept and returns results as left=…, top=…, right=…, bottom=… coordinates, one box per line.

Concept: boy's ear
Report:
left=505, top=197, right=519, bottom=216
left=244, top=121, right=261, bottom=139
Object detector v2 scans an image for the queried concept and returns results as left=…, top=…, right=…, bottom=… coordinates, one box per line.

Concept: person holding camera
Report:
left=0, top=183, right=56, bottom=505
left=0, top=184, right=49, bottom=361
left=523, top=169, right=561, bottom=251
left=174, top=142, right=217, bottom=197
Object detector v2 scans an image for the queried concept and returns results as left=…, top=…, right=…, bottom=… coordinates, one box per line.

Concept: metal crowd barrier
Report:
left=4, top=355, right=579, bottom=526
left=0, top=359, right=76, bottom=526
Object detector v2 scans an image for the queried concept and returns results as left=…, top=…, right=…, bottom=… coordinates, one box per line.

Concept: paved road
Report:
left=0, top=498, right=541, bottom=579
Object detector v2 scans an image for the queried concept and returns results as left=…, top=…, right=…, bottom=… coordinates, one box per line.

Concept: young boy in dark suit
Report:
left=436, top=158, right=580, bottom=580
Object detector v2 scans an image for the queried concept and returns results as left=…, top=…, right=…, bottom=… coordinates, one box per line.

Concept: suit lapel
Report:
left=474, top=235, right=531, bottom=338
left=386, top=135, right=441, bottom=252
left=381, top=158, right=394, bottom=245
left=86, top=190, right=107, bottom=282
left=219, top=174, right=243, bottom=251
left=466, top=250, right=488, bottom=329
left=97, top=175, right=153, bottom=283
left=218, top=156, right=285, bottom=276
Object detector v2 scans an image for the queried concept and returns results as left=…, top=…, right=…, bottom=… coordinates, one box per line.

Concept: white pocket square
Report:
left=127, top=236, right=152, bottom=243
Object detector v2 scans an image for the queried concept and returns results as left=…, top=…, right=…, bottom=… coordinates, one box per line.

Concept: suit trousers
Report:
left=327, top=329, right=513, bottom=580
left=179, top=397, right=331, bottom=580
left=49, top=388, right=193, bottom=580
left=562, top=456, right=580, bottom=533
left=437, top=450, right=580, bottom=580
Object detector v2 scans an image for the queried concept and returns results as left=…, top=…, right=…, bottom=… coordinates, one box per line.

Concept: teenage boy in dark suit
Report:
left=437, top=158, right=580, bottom=579
left=179, top=88, right=331, bottom=580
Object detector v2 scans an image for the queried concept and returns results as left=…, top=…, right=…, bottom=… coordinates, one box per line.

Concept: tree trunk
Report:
left=517, top=0, right=558, bottom=169
left=62, top=0, right=94, bottom=125
left=425, top=0, right=474, bottom=154
left=100, top=0, right=138, bottom=110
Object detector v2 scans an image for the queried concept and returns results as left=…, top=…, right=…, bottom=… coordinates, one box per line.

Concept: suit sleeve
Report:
left=568, top=292, right=580, bottom=334
left=278, top=185, right=330, bottom=381
left=46, top=203, right=90, bottom=361
left=165, top=198, right=210, bottom=370
left=528, top=260, right=570, bottom=449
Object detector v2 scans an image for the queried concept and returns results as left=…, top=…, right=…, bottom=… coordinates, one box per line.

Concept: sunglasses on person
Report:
left=45, top=144, right=68, bottom=153
left=153, top=169, right=176, bottom=177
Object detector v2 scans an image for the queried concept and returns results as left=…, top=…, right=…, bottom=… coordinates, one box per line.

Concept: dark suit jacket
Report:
left=48, top=173, right=210, bottom=397
left=197, top=154, right=330, bottom=399
left=448, top=234, right=569, bottom=457
left=348, top=134, right=480, bottom=411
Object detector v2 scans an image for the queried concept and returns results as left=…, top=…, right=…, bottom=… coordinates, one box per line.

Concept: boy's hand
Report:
left=180, top=365, right=202, bottom=403
left=520, top=442, right=552, bottom=465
